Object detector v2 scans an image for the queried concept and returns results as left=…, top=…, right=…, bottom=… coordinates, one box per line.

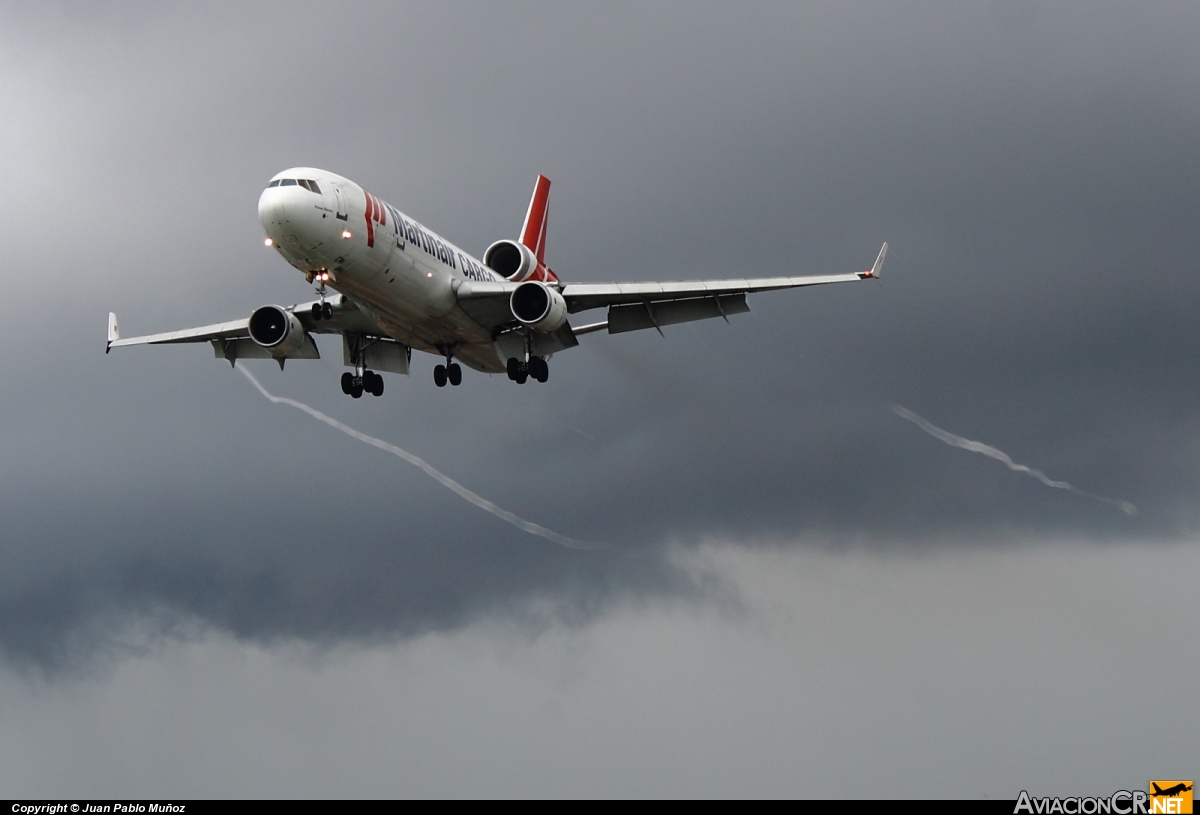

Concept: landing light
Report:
left=263, top=238, right=273, bottom=247
left=342, top=230, right=352, bottom=239
left=426, top=272, right=433, bottom=278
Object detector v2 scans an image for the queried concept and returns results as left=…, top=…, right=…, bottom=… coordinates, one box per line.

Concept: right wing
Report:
left=106, top=316, right=250, bottom=349
left=106, top=296, right=386, bottom=367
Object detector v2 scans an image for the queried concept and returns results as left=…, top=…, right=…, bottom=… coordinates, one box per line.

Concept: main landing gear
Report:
left=434, top=362, right=462, bottom=387
left=342, top=370, right=384, bottom=398
left=433, top=346, right=462, bottom=387
left=507, top=357, right=548, bottom=384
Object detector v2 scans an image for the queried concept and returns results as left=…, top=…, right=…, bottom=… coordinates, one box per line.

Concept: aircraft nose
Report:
left=259, top=176, right=330, bottom=253
left=258, top=180, right=298, bottom=235
left=258, top=188, right=279, bottom=234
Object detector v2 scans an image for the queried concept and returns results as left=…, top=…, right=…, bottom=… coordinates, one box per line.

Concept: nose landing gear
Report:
left=309, top=274, right=334, bottom=321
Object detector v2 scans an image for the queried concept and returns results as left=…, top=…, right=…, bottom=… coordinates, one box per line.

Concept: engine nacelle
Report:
left=483, top=239, right=539, bottom=282
left=248, top=305, right=306, bottom=356
left=510, top=281, right=568, bottom=332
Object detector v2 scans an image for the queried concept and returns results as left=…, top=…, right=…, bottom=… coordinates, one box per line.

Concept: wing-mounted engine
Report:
left=510, top=280, right=568, bottom=332
left=248, top=305, right=311, bottom=356
left=483, top=239, right=558, bottom=284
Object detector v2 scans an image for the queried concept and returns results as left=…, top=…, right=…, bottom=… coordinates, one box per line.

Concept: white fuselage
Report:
left=258, top=167, right=510, bottom=373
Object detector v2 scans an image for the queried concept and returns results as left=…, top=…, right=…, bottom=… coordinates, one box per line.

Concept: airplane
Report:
left=1151, top=783, right=1193, bottom=798
left=107, top=167, right=887, bottom=397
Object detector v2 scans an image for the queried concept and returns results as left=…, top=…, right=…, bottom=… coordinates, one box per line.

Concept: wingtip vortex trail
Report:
left=892, top=403, right=1137, bottom=517
left=238, top=367, right=605, bottom=550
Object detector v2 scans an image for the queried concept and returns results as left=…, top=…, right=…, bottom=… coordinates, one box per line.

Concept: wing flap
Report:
left=212, top=335, right=320, bottom=365
left=343, top=335, right=410, bottom=375
left=608, top=294, right=750, bottom=334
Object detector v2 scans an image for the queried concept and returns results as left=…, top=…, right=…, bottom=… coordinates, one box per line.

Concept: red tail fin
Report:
left=520, top=175, right=550, bottom=263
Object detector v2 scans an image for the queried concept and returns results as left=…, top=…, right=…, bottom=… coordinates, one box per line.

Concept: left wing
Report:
left=457, top=243, right=887, bottom=335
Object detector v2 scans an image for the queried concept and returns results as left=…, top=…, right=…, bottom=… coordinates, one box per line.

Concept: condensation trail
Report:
left=239, top=367, right=603, bottom=549
left=892, top=405, right=1137, bottom=516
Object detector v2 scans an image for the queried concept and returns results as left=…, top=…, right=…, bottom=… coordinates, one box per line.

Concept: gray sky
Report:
left=0, top=1, right=1197, bottom=797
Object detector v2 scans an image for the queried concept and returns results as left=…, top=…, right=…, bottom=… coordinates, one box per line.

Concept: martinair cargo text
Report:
left=108, top=168, right=887, bottom=397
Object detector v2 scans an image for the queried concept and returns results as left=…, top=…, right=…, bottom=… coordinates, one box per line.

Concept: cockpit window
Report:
left=269, top=178, right=321, bottom=192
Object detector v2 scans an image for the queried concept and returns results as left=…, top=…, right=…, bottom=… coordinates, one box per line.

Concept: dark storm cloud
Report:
left=2, top=2, right=1199, bottom=668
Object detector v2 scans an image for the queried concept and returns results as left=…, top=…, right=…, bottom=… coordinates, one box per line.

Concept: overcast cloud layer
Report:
left=3, top=541, right=1196, bottom=798
left=0, top=2, right=1197, bottom=795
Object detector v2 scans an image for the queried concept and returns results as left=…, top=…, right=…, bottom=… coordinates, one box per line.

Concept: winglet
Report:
left=862, top=242, right=888, bottom=279
left=106, top=312, right=120, bottom=353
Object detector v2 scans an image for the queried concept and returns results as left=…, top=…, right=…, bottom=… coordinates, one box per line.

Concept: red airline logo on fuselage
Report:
left=363, top=190, right=387, bottom=248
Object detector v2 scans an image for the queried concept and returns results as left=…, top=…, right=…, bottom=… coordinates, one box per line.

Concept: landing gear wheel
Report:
left=530, top=358, right=549, bottom=383
left=506, top=357, right=521, bottom=381
left=433, top=364, right=447, bottom=388
left=515, top=370, right=528, bottom=385
left=363, top=370, right=383, bottom=397
left=350, top=382, right=364, bottom=398
left=447, top=363, right=462, bottom=387
left=341, top=372, right=353, bottom=394
left=322, top=302, right=333, bottom=320
left=312, top=303, right=323, bottom=321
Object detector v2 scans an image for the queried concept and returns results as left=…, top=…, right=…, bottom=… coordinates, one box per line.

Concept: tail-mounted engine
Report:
left=483, top=239, right=558, bottom=284
left=510, top=281, right=567, bottom=332
left=248, top=305, right=307, bottom=356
